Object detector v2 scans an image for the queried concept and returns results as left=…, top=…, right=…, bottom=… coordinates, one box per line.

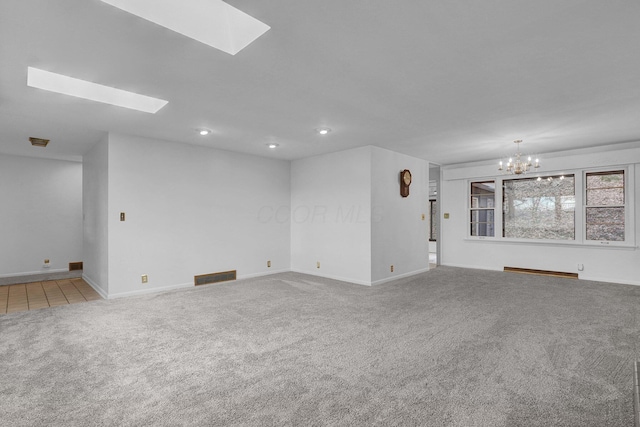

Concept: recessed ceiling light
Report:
left=27, top=67, right=168, bottom=113
left=267, top=143, right=279, bottom=149
left=99, top=0, right=270, bottom=55
left=199, top=129, right=211, bottom=136
left=316, top=128, right=331, bottom=135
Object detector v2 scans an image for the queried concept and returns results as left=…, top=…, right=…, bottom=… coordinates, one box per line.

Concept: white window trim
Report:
left=466, top=164, right=636, bottom=248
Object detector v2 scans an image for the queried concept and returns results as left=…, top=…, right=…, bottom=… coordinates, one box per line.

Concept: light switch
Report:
left=120, top=212, right=126, bottom=221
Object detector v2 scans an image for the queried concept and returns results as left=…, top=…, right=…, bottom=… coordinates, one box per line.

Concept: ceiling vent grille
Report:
left=29, top=137, right=50, bottom=147
left=194, top=270, right=236, bottom=286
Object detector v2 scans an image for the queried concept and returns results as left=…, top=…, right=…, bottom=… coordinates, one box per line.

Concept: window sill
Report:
left=464, top=237, right=637, bottom=250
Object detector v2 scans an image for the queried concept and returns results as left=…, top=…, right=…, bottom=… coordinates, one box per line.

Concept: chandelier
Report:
left=498, top=139, right=539, bottom=174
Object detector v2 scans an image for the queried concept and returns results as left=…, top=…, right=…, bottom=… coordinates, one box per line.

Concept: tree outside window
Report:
left=502, top=175, right=575, bottom=240
left=585, top=171, right=625, bottom=241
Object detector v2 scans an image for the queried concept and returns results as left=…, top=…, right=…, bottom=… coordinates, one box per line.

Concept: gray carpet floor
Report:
left=1, top=267, right=638, bottom=426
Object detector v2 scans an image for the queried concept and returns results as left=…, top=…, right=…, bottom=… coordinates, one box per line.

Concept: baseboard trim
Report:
left=441, top=263, right=640, bottom=287
left=106, top=282, right=193, bottom=299
left=82, top=275, right=108, bottom=300
left=237, top=269, right=291, bottom=281
left=578, top=275, right=640, bottom=287
left=371, top=267, right=431, bottom=286
left=289, top=269, right=371, bottom=286
left=440, top=263, right=503, bottom=272
left=0, top=268, right=68, bottom=278
left=0, top=269, right=82, bottom=286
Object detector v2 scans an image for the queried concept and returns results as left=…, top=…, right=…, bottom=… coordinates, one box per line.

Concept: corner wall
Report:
left=0, top=154, right=83, bottom=277
left=105, top=133, right=291, bottom=298
left=82, top=136, right=109, bottom=296
left=291, top=146, right=430, bottom=285
left=371, top=147, right=429, bottom=284
left=290, top=147, right=372, bottom=284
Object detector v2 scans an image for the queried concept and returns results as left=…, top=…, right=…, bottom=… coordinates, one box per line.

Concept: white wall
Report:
left=440, top=143, right=640, bottom=286
left=82, top=137, right=109, bottom=295
left=0, top=154, right=82, bottom=277
left=291, top=147, right=372, bottom=284
left=104, top=133, right=291, bottom=298
left=371, top=147, right=429, bottom=284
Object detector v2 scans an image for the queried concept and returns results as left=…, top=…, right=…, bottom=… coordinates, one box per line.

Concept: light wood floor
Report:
left=0, top=278, right=101, bottom=314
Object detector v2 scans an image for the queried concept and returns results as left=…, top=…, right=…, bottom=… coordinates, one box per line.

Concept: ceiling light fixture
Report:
left=316, top=128, right=331, bottom=135
left=198, top=129, right=211, bottom=136
left=99, top=0, right=270, bottom=55
left=267, top=143, right=279, bottom=149
left=27, top=67, right=168, bottom=113
left=498, top=140, right=540, bottom=175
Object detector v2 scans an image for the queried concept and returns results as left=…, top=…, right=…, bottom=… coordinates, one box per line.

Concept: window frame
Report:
left=469, top=181, right=496, bottom=238
left=502, top=173, right=576, bottom=241
left=466, top=165, right=635, bottom=248
left=583, top=167, right=632, bottom=245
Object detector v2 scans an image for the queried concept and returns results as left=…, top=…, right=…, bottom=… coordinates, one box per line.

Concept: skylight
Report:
left=99, top=0, right=270, bottom=55
left=26, top=67, right=168, bottom=114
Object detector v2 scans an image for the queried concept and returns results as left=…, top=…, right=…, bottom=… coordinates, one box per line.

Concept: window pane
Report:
left=470, top=221, right=494, bottom=237
left=470, top=181, right=495, bottom=237
left=471, top=182, right=495, bottom=208
left=586, top=207, right=625, bottom=241
left=470, top=209, right=494, bottom=237
left=585, top=171, right=625, bottom=242
left=586, top=188, right=624, bottom=206
left=503, top=175, right=575, bottom=240
left=429, top=200, right=437, bottom=241
left=586, top=171, right=624, bottom=189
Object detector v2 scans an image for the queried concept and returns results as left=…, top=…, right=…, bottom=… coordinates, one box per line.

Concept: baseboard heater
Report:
left=634, top=361, right=640, bottom=427
left=504, top=267, right=578, bottom=279
left=194, top=270, right=236, bottom=286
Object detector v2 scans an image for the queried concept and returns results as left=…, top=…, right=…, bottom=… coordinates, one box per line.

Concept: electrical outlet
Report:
left=317, top=261, right=320, bottom=269
left=267, top=260, right=271, bottom=268
left=120, top=212, right=126, bottom=221
left=390, top=265, right=394, bottom=272
left=421, top=214, right=425, bottom=220
left=141, top=274, right=148, bottom=283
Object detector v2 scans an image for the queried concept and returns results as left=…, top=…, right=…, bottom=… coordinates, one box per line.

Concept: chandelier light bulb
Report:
left=499, top=140, right=540, bottom=175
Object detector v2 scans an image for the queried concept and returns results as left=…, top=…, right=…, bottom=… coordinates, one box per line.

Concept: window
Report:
left=470, top=181, right=495, bottom=237
left=503, top=175, right=575, bottom=240
left=585, top=170, right=625, bottom=241
left=429, top=199, right=437, bottom=241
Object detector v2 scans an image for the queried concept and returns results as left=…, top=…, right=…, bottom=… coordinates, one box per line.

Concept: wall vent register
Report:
left=194, top=270, right=236, bottom=286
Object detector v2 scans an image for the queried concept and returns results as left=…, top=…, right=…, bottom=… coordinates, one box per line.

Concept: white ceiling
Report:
left=1, top=0, right=639, bottom=165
